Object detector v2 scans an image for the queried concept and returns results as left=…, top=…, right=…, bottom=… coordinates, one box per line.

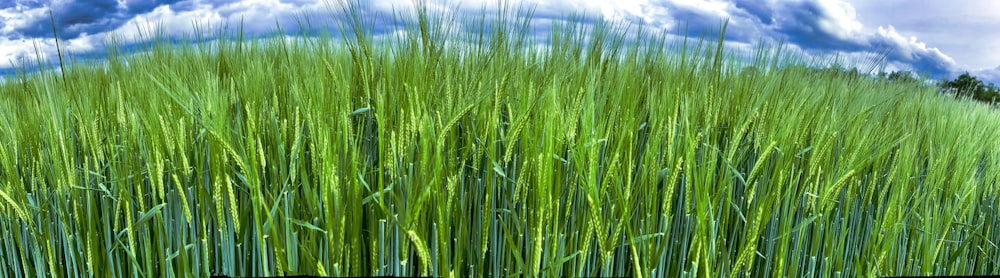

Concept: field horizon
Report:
left=1, top=1, right=999, bottom=277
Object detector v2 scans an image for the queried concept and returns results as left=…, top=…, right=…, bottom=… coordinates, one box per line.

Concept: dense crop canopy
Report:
left=1, top=1, right=999, bottom=277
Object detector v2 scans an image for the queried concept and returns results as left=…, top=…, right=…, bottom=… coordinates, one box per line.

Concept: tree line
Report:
left=788, top=66, right=1000, bottom=105
left=878, top=70, right=1000, bottom=105
left=937, top=72, right=1000, bottom=104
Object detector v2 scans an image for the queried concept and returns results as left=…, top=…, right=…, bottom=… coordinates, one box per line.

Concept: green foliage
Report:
left=941, top=72, right=1000, bottom=104
left=1, top=1, right=999, bottom=277
left=886, top=70, right=919, bottom=83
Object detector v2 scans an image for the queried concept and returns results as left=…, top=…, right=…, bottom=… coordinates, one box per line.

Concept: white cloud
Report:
left=0, top=4, right=46, bottom=34
left=809, top=0, right=863, bottom=41
left=106, top=4, right=224, bottom=43
left=974, top=66, right=1000, bottom=85
left=0, top=0, right=995, bottom=83
left=0, top=36, right=51, bottom=68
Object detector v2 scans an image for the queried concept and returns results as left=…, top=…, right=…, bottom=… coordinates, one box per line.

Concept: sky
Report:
left=1, top=0, right=999, bottom=84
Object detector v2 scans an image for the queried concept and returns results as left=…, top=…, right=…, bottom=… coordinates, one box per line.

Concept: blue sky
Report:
left=2, top=0, right=999, bottom=84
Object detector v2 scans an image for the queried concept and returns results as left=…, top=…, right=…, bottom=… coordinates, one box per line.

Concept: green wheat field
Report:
left=1, top=1, right=999, bottom=277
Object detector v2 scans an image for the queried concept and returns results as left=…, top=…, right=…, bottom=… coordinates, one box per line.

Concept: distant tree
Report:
left=944, top=72, right=982, bottom=95
left=940, top=72, right=1000, bottom=104
left=886, top=71, right=918, bottom=84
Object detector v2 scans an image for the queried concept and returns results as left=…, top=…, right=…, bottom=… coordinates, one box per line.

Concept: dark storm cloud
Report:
left=621, top=0, right=763, bottom=43
left=772, top=0, right=866, bottom=51
left=0, top=0, right=43, bottom=9
left=767, top=0, right=957, bottom=77
left=0, top=0, right=985, bottom=83
left=168, top=1, right=199, bottom=12
left=632, top=0, right=960, bottom=78
left=732, top=0, right=774, bottom=25
left=0, top=2, right=18, bottom=9
left=10, top=0, right=182, bottom=40
left=869, top=26, right=958, bottom=77
left=669, top=6, right=729, bottom=33
left=689, top=0, right=958, bottom=77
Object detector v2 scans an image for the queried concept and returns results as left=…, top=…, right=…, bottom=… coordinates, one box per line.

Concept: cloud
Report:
left=0, top=0, right=340, bottom=74
left=615, top=0, right=765, bottom=42
left=0, top=0, right=982, bottom=83
left=974, top=66, right=1000, bottom=85
left=732, top=0, right=774, bottom=25
left=762, top=0, right=956, bottom=77
left=871, top=25, right=957, bottom=77
left=772, top=0, right=865, bottom=50
left=618, top=0, right=959, bottom=78
left=2, top=0, right=184, bottom=40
